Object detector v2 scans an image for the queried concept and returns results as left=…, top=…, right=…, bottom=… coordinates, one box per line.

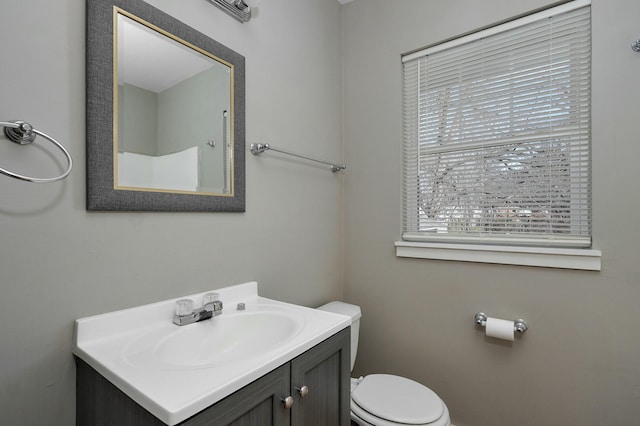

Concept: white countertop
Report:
left=73, top=281, right=350, bottom=425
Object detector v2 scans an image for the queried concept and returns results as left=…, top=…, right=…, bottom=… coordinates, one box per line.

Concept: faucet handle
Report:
left=175, top=299, right=194, bottom=316
left=203, top=292, right=219, bottom=306
left=202, top=293, right=223, bottom=313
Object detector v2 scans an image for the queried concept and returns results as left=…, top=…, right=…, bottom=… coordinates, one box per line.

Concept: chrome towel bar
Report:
left=0, top=120, right=73, bottom=182
left=250, top=143, right=346, bottom=173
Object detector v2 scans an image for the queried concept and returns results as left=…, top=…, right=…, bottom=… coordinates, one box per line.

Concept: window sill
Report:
left=395, top=241, right=601, bottom=271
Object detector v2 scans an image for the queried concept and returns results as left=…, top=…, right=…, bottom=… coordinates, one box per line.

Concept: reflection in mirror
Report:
left=116, top=12, right=232, bottom=195
left=86, top=0, right=245, bottom=212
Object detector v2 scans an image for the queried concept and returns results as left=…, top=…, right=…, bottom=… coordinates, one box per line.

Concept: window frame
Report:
left=397, top=0, right=600, bottom=270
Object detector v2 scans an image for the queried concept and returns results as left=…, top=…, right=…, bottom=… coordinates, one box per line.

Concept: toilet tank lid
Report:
left=317, top=301, right=362, bottom=321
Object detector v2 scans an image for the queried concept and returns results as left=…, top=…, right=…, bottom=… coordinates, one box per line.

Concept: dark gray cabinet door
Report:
left=183, top=364, right=290, bottom=426
left=76, top=359, right=166, bottom=426
left=290, top=327, right=350, bottom=426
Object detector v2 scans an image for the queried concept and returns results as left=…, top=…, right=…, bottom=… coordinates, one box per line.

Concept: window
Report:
left=402, top=0, right=592, bottom=254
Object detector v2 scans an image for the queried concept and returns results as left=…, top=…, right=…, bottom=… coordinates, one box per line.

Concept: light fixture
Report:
left=207, top=0, right=261, bottom=23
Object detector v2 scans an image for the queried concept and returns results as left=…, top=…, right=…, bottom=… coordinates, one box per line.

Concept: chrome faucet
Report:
left=173, top=293, right=223, bottom=326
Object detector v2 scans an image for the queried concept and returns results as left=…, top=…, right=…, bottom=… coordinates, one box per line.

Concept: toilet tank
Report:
left=317, top=301, right=361, bottom=371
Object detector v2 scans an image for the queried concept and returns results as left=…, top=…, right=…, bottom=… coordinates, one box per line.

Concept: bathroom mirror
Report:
left=87, top=0, right=245, bottom=211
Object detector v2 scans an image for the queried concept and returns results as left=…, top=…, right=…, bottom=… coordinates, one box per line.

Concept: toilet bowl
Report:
left=350, top=375, right=450, bottom=426
left=317, top=302, right=451, bottom=426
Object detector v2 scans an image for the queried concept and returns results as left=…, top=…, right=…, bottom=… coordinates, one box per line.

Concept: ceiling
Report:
left=117, top=14, right=220, bottom=93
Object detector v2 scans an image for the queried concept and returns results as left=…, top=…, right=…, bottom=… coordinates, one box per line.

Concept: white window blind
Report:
left=402, top=0, right=591, bottom=248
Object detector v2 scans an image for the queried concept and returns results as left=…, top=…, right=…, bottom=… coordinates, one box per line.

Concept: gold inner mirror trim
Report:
left=112, top=6, right=235, bottom=197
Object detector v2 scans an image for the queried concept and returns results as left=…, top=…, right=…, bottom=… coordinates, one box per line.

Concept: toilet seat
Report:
left=351, top=374, right=450, bottom=426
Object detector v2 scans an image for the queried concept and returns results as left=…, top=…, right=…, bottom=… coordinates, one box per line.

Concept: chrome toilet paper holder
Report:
left=475, top=312, right=528, bottom=334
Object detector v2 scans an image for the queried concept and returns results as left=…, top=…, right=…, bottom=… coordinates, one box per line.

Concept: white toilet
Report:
left=318, top=301, right=451, bottom=426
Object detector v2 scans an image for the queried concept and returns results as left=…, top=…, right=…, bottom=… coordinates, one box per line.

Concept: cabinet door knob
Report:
left=295, top=385, right=309, bottom=398
left=281, top=396, right=294, bottom=409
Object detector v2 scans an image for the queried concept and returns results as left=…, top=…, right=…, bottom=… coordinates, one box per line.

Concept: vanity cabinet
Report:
left=76, top=327, right=350, bottom=426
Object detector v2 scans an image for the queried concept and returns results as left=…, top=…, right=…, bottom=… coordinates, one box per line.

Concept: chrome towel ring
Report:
left=0, top=120, right=73, bottom=183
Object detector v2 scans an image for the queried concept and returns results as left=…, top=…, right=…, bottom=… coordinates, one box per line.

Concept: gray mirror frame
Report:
left=86, top=0, right=245, bottom=212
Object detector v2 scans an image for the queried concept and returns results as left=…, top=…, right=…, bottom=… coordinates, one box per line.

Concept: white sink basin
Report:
left=123, top=309, right=304, bottom=370
left=73, top=281, right=350, bottom=425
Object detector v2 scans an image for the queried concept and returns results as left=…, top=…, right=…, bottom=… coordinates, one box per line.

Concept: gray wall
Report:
left=119, top=84, right=158, bottom=154
left=342, top=0, right=640, bottom=425
left=0, top=0, right=343, bottom=424
left=2, top=0, right=638, bottom=425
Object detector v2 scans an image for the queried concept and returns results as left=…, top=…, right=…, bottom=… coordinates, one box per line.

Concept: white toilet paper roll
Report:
left=485, top=317, right=514, bottom=341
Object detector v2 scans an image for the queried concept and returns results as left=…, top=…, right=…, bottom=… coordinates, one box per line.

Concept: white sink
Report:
left=123, top=308, right=304, bottom=370
left=73, top=281, right=350, bottom=425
